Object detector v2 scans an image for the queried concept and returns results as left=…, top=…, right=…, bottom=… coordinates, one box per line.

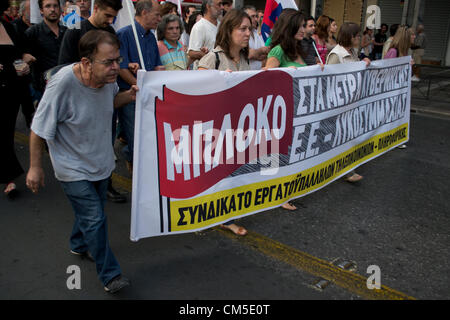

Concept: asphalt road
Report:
left=1, top=111, right=449, bottom=301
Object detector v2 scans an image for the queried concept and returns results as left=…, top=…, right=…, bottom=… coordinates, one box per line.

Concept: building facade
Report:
left=237, top=0, right=450, bottom=65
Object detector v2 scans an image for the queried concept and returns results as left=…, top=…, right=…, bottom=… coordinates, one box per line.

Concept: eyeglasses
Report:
left=92, top=56, right=123, bottom=67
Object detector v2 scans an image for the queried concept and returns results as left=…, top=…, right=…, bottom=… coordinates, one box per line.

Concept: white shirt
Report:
left=180, top=31, right=189, bottom=48
left=249, top=29, right=265, bottom=70
left=188, top=18, right=218, bottom=69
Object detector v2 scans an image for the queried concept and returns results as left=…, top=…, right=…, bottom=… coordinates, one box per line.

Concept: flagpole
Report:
left=176, top=0, right=182, bottom=17
left=312, top=41, right=323, bottom=64
left=124, top=0, right=146, bottom=70
left=30, top=0, right=43, bottom=24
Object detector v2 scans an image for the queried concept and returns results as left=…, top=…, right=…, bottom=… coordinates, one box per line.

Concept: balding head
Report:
left=134, top=0, right=161, bottom=30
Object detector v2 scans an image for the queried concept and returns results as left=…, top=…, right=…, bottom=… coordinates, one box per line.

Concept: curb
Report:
left=411, top=105, right=450, bottom=118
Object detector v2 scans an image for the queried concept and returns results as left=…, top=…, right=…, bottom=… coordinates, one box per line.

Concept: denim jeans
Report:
left=118, top=101, right=136, bottom=163
left=60, top=178, right=122, bottom=286
left=29, top=84, right=42, bottom=106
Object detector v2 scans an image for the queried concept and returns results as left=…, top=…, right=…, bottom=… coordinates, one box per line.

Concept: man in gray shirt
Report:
left=26, top=30, right=137, bottom=293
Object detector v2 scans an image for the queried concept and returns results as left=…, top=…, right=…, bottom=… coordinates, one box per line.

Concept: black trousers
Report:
left=0, top=84, right=24, bottom=184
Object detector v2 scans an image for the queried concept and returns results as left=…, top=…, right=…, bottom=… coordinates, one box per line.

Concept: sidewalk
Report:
left=410, top=69, right=450, bottom=117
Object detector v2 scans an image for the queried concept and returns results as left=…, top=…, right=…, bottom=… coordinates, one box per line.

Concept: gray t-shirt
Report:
left=31, top=64, right=118, bottom=182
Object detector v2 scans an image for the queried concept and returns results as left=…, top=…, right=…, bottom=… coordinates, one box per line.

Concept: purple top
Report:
left=384, top=48, right=398, bottom=59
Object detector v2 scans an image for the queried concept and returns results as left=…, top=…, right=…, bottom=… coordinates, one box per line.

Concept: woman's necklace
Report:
left=233, top=57, right=240, bottom=70
left=231, top=51, right=241, bottom=70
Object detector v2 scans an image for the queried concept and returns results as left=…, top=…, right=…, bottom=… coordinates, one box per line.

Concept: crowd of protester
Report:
left=1, top=0, right=424, bottom=293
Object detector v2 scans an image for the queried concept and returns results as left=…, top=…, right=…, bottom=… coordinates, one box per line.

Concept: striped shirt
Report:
left=157, top=40, right=188, bottom=71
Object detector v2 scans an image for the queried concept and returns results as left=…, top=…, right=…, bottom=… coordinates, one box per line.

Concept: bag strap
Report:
left=215, top=51, right=220, bottom=70
left=214, top=51, right=248, bottom=70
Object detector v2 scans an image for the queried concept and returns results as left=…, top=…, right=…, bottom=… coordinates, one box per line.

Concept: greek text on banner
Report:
left=130, top=56, right=411, bottom=240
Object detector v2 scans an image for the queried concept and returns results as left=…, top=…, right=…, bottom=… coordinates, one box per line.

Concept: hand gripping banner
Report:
left=130, top=56, right=411, bottom=240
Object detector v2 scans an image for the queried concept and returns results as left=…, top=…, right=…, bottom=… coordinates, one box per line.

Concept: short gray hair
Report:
left=201, top=0, right=214, bottom=15
left=157, top=14, right=184, bottom=41
left=19, top=0, right=29, bottom=16
left=135, top=0, right=153, bottom=16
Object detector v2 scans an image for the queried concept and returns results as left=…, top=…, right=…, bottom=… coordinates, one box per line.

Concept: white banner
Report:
left=130, top=56, right=411, bottom=241
left=112, top=0, right=135, bottom=31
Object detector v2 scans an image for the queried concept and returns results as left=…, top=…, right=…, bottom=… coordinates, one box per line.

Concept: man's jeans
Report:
left=118, top=101, right=136, bottom=163
left=60, top=178, right=121, bottom=285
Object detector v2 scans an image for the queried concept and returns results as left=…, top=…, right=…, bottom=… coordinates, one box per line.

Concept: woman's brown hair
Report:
left=337, top=22, right=360, bottom=48
left=160, top=2, right=177, bottom=17
left=269, top=10, right=305, bottom=62
left=215, top=9, right=250, bottom=60
left=315, top=15, right=331, bottom=41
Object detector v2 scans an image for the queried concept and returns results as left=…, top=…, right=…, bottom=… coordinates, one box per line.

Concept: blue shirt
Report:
left=117, top=20, right=162, bottom=90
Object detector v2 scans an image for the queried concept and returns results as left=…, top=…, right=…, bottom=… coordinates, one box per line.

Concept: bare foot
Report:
left=220, top=223, right=247, bottom=236
left=345, top=173, right=363, bottom=183
left=4, top=182, right=18, bottom=199
left=4, top=182, right=16, bottom=194
left=281, top=202, right=297, bottom=211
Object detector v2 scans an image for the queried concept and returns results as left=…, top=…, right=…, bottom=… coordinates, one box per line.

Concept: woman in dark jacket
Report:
left=0, top=0, right=30, bottom=198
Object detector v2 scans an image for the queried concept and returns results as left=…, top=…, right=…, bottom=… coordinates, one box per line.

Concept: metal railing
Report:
left=411, top=64, right=450, bottom=100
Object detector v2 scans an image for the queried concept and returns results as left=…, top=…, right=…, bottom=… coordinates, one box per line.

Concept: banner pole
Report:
left=124, top=0, right=146, bottom=70
left=312, top=41, right=324, bottom=64
left=175, top=0, right=182, bottom=16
